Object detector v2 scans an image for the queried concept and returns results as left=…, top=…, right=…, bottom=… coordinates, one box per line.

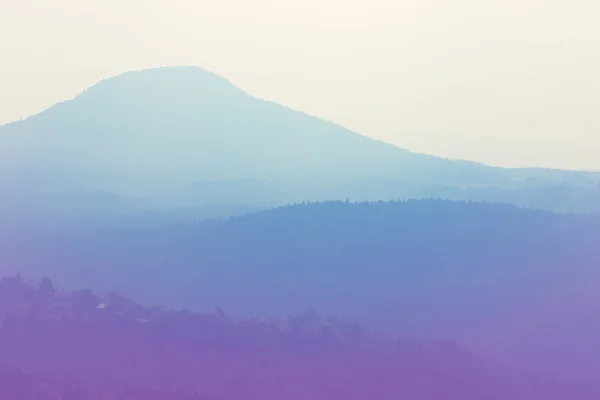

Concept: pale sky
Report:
left=1, top=0, right=599, bottom=170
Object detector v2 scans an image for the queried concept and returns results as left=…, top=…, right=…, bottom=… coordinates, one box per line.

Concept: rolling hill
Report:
left=4, top=200, right=600, bottom=378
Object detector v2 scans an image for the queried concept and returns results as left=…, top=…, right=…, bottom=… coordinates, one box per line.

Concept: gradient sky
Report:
left=1, top=0, right=599, bottom=170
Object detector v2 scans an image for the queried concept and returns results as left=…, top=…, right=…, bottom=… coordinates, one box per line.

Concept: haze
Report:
left=1, top=0, right=599, bottom=170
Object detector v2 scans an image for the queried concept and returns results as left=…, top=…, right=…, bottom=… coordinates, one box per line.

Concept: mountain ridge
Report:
left=3, top=66, right=595, bottom=173
left=1, top=66, right=600, bottom=216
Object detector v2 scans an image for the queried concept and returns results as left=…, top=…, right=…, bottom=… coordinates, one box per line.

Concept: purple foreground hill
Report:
left=1, top=276, right=600, bottom=400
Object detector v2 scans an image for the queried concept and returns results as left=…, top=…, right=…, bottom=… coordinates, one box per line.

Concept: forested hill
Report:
left=2, top=275, right=600, bottom=400
left=3, top=199, right=600, bottom=377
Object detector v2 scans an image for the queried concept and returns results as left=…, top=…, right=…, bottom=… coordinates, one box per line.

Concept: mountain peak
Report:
left=76, top=66, right=246, bottom=104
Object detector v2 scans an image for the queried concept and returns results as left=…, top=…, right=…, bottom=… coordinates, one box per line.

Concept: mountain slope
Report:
left=1, top=67, right=600, bottom=214
left=0, top=67, right=440, bottom=185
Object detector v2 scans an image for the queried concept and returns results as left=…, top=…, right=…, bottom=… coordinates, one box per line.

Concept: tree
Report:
left=37, top=276, right=54, bottom=297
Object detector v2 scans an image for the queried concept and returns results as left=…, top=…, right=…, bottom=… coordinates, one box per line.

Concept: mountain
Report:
left=4, top=199, right=600, bottom=379
left=1, top=66, right=600, bottom=220
left=2, top=275, right=600, bottom=400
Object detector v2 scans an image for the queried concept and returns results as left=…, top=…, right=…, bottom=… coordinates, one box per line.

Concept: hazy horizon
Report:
left=4, top=3, right=600, bottom=399
left=2, top=0, right=600, bottom=171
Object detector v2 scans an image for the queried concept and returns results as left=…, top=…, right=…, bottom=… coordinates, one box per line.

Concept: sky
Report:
left=1, top=0, right=599, bottom=170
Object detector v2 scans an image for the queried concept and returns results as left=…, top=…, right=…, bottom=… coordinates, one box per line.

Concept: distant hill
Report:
left=1, top=66, right=600, bottom=219
left=4, top=199, right=600, bottom=378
